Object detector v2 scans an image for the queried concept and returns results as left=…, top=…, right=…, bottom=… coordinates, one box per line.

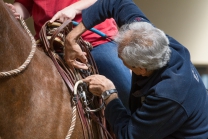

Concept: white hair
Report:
left=115, top=22, right=171, bottom=71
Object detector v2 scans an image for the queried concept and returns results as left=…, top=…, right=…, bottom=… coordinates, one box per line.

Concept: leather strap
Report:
left=39, top=20, right=114, bottom=139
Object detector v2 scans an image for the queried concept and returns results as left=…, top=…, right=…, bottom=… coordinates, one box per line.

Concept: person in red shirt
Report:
left=6, top=0, right=131, bottom=109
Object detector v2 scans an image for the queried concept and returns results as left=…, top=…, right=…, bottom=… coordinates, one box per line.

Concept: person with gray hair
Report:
left=65, top=0, right=208, bottom=138
left=116, top=22, right=171, bottom=71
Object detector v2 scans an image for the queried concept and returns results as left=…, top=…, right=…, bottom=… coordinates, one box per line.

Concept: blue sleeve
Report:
left=105, top=97, right=187, bottom=139
left=82, top=0, right=150, bottom=29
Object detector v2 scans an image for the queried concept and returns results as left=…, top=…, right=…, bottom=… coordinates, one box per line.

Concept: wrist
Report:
left=65, top=22, right=87, bottom=48
left=101, top=89, right=118, bottom=105
left=104, top=93, right=118, bottom=105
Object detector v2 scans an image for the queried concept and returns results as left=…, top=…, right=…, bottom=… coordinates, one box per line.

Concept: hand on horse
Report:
left=83, top=75, right=118, bottom=104
left=65, top=21, right=89, bottom=69
left=5, top=3, right=21, bottom=19
left=64, top=38, right=88, bottom=70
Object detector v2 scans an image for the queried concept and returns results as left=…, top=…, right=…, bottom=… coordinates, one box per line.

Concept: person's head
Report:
left=115, top=22, right=171, bottom=76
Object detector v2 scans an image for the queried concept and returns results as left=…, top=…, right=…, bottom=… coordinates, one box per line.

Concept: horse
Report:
left=0, top=0, right=109, bottom=138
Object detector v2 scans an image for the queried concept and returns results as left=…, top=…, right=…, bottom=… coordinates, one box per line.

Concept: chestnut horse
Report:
left=0, top=0, right=108, bottom=139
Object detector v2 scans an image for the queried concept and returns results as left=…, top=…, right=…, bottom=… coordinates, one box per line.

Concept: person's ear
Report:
left=139, top=67, right=147, bottom=76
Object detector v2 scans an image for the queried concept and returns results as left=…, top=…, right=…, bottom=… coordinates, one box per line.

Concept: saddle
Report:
left=39, top=20, right=114, bottom=139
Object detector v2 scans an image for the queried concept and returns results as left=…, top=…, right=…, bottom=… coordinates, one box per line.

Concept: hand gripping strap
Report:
left=39, top=19, right=114, bottom=139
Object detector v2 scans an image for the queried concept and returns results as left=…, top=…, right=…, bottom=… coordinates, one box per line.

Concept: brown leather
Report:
left=39, top=20, right=114, bottom=139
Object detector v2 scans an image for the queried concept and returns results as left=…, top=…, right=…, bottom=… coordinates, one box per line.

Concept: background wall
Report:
left=134, top=0, right=208, bottom=66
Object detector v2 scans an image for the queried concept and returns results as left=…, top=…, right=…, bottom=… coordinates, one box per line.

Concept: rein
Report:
left=0, top=17, right=36, bottom=78
left=39, top=20, right=113, bottom=139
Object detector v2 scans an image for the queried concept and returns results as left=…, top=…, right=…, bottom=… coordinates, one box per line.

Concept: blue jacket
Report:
left=83, top=0, right=208, bottom=138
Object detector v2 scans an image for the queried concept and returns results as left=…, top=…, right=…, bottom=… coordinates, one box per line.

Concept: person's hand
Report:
left=5, top=3, right=20, bottom=19
left=64, top=37, right=88, bottom=69
left=64, top=22, right=89, bottom=69
left=50, top=5, right=78, bottom=23
left=83, top=75, right=118, bottom=104
left=50, top=0, right=97, bottom=23
left=82, top=75, right=116, bottom=96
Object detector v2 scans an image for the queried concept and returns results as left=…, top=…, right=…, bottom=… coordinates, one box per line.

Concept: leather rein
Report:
left=39, top=20, right=113, bottom=139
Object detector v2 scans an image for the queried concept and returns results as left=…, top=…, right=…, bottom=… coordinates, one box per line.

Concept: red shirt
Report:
left=15, top=0, right=118, bottom=47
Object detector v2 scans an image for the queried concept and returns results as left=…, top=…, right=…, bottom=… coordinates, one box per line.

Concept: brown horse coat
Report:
left=0, top=0, right=95, bottom=138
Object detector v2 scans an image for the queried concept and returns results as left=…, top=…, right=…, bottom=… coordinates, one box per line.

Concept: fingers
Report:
left=5, top=3, right=15, bottom=12
left=82, top=75, right=95, bottom=83
left=5, top=3, right=12, bottom=7
left=50, top=13, right=60, bottom=23
left=5, top=3, right=13, bottom=11
left=5, top=3, right=20, bottom=19
left=50, top=12, right=72, bottom=23
left=70, top=60, right=89, bottom=70
left=83, top=75, right=116, bottom=90
left=65, top=52, right=88, bottom=69
left=14, top=13, right=20, bottom=19
left=82, top=75, right=112, bottom=96
left=82, top=75, right=102, bottom=85
left=78, top=52, right=88, bottom=64
left=83, top=78, right=103, bottom=96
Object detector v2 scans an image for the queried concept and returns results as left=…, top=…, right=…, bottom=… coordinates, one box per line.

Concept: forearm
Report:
left=104, top=93, right=118, bottom=105
left=65, top=22, right=87, bottom=47
left=67, top=0, right=97, bottom=15
left=105, top=97, right=187, bottom=139
left=64, top=22, right=88, bottom=69
left=50, top=0, right=97, bottom=23
left=82, top=0, right=150, bottom=29
left=13, top=2, right=30, bottom=19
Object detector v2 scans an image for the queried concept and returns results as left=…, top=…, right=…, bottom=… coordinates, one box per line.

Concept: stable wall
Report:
left=134, top=0, right=208, bottom=65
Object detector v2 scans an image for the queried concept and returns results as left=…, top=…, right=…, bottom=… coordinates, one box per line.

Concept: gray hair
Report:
left=115, top=22, right=171, bottom=71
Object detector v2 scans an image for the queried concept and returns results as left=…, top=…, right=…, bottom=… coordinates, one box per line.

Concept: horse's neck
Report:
left=0, top=2, right=31, bottom=71
left=0, top=2, right=103, bottom=139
